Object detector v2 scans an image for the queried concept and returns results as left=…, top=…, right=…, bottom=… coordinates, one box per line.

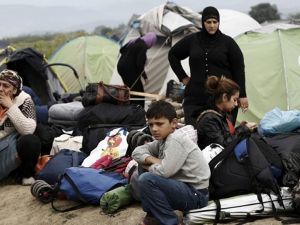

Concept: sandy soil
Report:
left=0, top=181, right=298, bottom=225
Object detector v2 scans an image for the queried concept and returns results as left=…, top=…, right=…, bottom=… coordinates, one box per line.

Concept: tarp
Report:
left=187, top=187, right=293, bottom=224
left=236, top=25, right=300, bottom=123
left=49, top=35, right=120, bottom=93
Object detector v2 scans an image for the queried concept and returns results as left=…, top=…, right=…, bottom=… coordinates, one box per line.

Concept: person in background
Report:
left=0, top=69, right=38, bottom=185
left=117, top=32, right=157, bottom=107
left=132, top=100, right=210, bottom=225
left=196, top=76, right=256, bottom=150
left=168, top=6, right=248, bottom=126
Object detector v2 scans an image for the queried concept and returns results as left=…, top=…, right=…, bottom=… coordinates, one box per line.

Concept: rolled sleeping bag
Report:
left=126, top=130, right=139, bottom=145
left=130, top=131, right=144, bottom=149
left=136, top=134, right=154, bottom=146
left=100, top=184, right=134, bottom=213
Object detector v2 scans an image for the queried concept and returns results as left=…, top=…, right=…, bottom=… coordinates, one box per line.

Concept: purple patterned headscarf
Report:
left=0, top=69, right=23, bottom=96
left=127, top=32, right=157, bottom=48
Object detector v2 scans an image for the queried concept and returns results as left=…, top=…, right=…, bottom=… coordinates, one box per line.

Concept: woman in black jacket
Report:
left=168, top=6, right=248, bottom=126
left=117, top=32, right=157, bottom=107
left=196, top=76, right=255, bottom=150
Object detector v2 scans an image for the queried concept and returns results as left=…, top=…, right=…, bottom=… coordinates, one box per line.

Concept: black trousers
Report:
left=17, top=134, right=41, bottom=178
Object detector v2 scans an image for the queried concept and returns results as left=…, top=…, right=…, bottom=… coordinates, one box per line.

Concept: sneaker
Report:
left=139, top=214, right=160, bottom=225
left=22, top=176, right=35, bottom=186
left=174, top=210, right=185, bottom=225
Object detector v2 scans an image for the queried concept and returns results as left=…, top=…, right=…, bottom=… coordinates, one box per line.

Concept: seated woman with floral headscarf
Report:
left=0, top=69, right=40, bottom=185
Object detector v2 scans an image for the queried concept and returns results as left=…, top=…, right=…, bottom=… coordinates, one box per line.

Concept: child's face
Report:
left=147, top=117, right=177, bottom=140
left=220, top=91, right=240, bottom=113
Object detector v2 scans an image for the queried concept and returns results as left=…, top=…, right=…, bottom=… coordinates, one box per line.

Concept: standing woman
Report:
left=168, top=6, right=248, bottom=126
left=0, top=69, right=38, bottom=183
left=117, top=32, right=157, bottom=107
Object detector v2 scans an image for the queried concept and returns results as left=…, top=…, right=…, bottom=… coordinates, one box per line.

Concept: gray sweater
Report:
left=132, top=128, right=210, bottom=190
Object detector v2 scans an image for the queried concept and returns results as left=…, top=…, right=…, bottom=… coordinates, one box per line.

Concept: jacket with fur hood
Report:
left=196, top=109, right=250, bottom=149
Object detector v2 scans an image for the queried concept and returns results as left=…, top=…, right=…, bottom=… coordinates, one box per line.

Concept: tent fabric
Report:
left=236, top=26, right=300, bottom=123
left=218, top=9, right=261, bottom=37
left=49, top=35, right=120, bottom=93
left=0, top=47, right=66, bottom=104
left=110, top=2, right=261, bottom=97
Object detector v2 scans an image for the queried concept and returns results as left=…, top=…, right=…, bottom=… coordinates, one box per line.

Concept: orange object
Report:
left=35, top=155, right=51, bottom=174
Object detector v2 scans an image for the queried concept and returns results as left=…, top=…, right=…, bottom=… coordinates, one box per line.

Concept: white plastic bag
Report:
left=81, top=127, right=128, bottom=167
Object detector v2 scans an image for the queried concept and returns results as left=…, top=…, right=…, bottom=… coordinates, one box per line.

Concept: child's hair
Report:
left=146, top=100, right=176, bottom=121
left=206, top=75, right=240, bottom=104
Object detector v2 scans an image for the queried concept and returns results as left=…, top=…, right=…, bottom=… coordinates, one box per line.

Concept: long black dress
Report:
left=117, top=39, right=148, bottom=107
left=168, top=30, right=246, bottom=126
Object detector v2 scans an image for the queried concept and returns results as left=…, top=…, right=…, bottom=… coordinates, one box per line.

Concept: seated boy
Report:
left=132, top=100, right=210, bottom=225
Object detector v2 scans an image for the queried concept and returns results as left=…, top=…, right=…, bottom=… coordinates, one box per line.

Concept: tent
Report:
left=0, top=47, right=66, bottom=104
left=49, top=35, right=120, bottom=93
left=110, top=2, right=261, bottom=97
left=236, top=24, right=300, bottom=123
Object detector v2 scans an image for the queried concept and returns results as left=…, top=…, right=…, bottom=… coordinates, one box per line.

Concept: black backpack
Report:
left=77, top=103, right=146, bottom=154
left=209, top=133, right=283, bottom=206
left=265, top=129, right=300, bottom=188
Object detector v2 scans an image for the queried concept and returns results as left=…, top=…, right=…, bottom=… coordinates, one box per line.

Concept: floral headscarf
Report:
left=0, top=69, right=23, bottom=96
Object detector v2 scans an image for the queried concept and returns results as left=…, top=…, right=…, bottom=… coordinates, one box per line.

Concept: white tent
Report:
left=110, top=2, right=261, bottom=97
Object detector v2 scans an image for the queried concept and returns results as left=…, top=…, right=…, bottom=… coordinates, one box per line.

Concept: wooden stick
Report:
left=129, top=91, right=165, bottom=100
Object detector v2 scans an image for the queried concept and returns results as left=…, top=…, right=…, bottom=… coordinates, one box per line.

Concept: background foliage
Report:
left=0, top=3, right=298, bottom=59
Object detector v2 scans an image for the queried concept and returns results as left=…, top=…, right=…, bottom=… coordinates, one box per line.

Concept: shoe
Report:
left=22, top=176, right=35, bottom=185
left=139, top=214, right=160, bottom=225
left=174, top=210, right=184, bottom=225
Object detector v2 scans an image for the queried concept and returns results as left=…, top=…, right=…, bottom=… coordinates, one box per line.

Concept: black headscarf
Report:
left=201, top=6, right=220, bottom=25
left=200, top=6, right=222, bottom=47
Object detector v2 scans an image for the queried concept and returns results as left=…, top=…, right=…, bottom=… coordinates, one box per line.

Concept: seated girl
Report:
left=196, top=76, right=256, bottom=150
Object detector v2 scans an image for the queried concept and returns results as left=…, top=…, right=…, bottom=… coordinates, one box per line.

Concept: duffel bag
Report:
left=52, top=167, right=128, bottom=212
left=82, top=81, right=130, bottom=107
left=37, top=149, right=87, bottom=185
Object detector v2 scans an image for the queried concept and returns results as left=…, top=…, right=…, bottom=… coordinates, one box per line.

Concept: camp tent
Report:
left=49, top=35, right=120, bottom=93
left=0, top=47, right=66, bottom=104
left=236, top=23, right=300, bottom=123
left=110, top=2, right=261, bottom=97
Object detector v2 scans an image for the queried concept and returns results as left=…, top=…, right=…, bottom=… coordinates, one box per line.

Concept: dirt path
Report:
left=0, top=183, right=298, bottom=225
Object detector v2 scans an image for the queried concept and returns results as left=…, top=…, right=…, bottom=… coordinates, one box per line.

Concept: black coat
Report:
left=168, top=31, right=246, bottom=106
left=117, top=39, right=148, bottom=91
left=196, top=109, right=250, bottom=149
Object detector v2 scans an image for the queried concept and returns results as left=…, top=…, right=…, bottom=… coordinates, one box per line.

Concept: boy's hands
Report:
left=142, top=156, right=161, bottom=170
left=145, top=156, right=161, bottom=165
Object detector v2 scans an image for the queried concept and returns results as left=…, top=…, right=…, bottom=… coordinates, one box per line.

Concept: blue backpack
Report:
left=52, top=167, right=128, bottom=212
left=37, top=149, right=87, bottom=185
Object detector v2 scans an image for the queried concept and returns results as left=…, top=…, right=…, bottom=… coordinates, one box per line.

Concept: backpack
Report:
left=77, top=103, right=146, bottom=154
left=209, top=133, right=283, bottom=205
left=265, top=129, right=300, bottom=188
left=51, top=167, right=128, bottom=212
left=207, top=133, right=285, bottom=223
left=37, top=149, right=87, bottom=185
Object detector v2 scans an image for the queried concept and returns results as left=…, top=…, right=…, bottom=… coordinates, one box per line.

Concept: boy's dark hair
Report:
left=146, top=100, right=176, bottom=121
